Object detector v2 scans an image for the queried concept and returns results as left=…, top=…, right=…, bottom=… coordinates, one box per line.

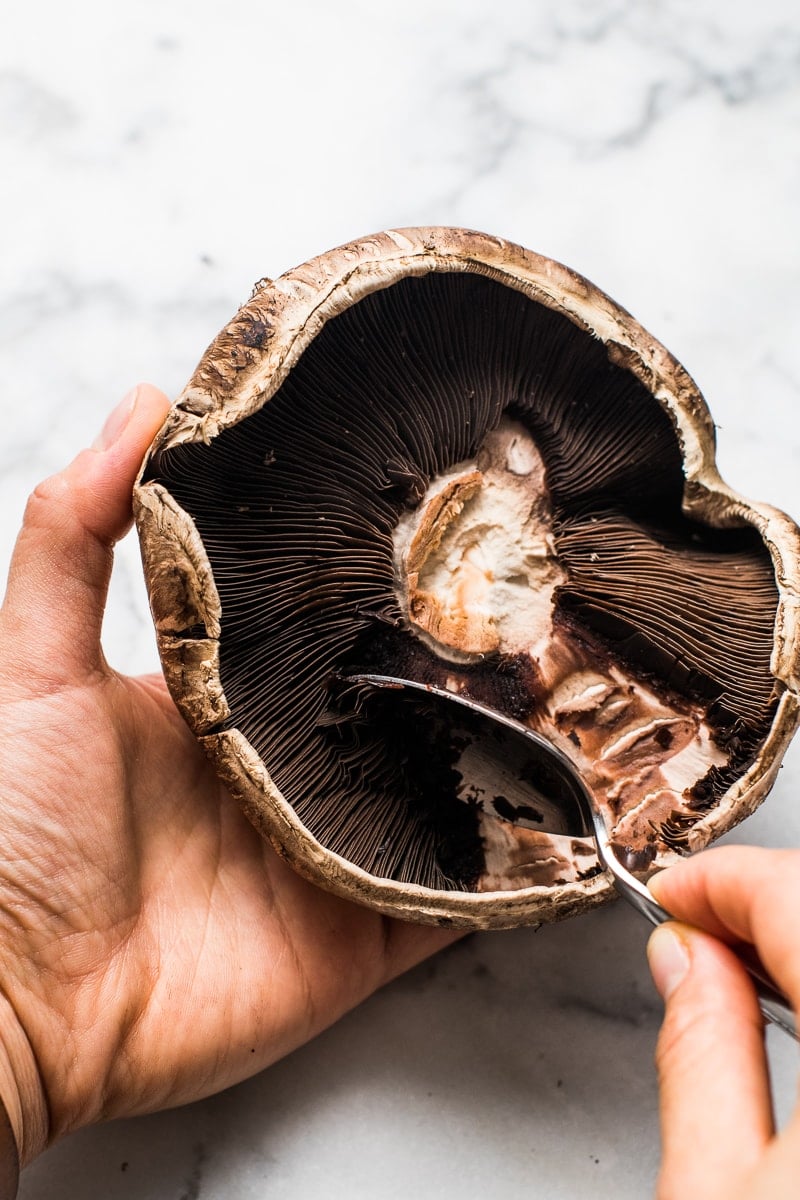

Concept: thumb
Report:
left=647, top=922, right=774, bottom=1199
left=1, top=384, right=171, bottom=686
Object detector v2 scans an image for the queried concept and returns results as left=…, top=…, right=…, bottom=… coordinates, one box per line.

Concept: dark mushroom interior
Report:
left=144, top=272, right=779, bottom=893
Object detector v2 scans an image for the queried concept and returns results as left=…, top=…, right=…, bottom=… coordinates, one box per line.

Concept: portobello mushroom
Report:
left=134, top=227, right=800, bottom=929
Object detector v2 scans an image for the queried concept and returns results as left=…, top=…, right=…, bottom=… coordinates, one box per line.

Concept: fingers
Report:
left=648, top=921, right=774, bottom=1199
left=1, top=384, right=171, bottom=686
left=648, top=847, right=800, bottom=1199
left=649, top=847, right=800, bottom=1010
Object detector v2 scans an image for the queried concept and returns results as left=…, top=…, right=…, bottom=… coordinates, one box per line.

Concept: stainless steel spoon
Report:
left=347, top=671, right=797, bottom=1040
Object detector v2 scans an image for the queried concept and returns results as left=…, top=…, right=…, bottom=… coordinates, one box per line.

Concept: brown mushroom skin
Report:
left=134, top=227, right=800, bottom=930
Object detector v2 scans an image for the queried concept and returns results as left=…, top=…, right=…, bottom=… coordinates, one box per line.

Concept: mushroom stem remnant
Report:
left=135, top=229, right=800, bottom=929
left=395, top=421, right=564, bottom=662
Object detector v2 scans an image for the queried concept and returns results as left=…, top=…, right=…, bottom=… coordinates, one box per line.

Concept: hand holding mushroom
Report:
left=0, top=385, right=454, bottom=1171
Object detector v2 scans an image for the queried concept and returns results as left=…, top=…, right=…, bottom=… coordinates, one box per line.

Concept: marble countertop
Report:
left=2, top=1, right=799, bottom=1195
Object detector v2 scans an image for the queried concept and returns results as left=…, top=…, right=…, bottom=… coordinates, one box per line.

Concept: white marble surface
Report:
left=2, top=1, right=799, bottom=1195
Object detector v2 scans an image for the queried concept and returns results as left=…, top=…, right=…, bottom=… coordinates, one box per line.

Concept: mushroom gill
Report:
left=140, top=266, right=784, bottom=907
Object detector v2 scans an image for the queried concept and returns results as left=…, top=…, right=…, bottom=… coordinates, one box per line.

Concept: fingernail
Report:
left=647, top=924, right=691, bottom=1000
left=93, top=387, right=139, bottom=451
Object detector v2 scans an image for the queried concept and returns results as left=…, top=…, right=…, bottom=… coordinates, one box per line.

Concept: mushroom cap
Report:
left=134, top=228, right=800, bottom=929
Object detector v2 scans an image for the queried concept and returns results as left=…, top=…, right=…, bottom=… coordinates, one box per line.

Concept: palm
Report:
left=0, top=665, right=427, bottom=1141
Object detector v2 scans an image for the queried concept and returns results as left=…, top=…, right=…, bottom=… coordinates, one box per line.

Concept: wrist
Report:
left=0, top=988, right=49, bottom=1170
left=0, top=1095, right=18, bottom=1200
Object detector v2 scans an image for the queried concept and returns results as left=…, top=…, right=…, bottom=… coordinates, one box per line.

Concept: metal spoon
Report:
left=347, top=672, right=797, bottom=1040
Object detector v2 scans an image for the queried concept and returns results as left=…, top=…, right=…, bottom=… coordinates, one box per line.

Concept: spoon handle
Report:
left=602, top=846, right=798, bottom=1041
